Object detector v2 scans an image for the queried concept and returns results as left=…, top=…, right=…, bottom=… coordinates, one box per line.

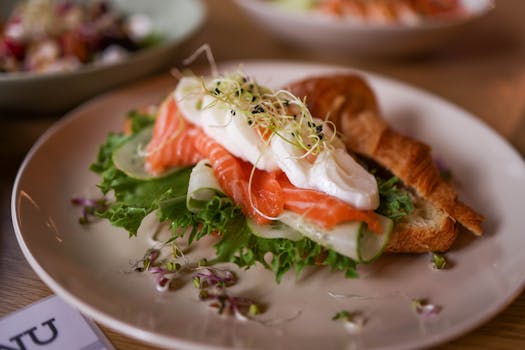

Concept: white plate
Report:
left=12, top=61, right=525, bottom=350
left=234, top=0, right=494, bottom=56
left=0, top=0, right=205, bottom=114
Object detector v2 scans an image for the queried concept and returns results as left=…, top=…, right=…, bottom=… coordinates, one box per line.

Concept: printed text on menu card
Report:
left=0, top=296, right=114, bottom=350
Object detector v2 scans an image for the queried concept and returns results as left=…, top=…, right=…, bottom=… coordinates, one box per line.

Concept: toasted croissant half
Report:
left=286, top=74, right=483, bottom=253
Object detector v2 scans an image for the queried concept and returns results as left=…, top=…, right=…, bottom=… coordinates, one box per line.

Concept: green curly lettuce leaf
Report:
left=89, top=111, right=191, bottom=235
left=157, top=192, right=357, bottom=283
left=376, top=176, right=414, bottom=221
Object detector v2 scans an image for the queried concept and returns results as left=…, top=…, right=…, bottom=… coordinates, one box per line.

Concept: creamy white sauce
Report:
left=174, top=76, right=379, bottom=210
left=175, top=78, right=279, bottom=171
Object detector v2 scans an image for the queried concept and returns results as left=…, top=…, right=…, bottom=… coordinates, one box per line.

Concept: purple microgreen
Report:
left=193, top=276, right=201, bottom=289
left=248, top=303, right=261, bottom=316
left=133, top=245, right=263, bottom=317
left=71, top=196, right=108, bottom=224
left=412, top=299, right=442, bottom=319
left=149, top=266, right=164, bottom=274
left=140, top=249, right=160, bottom=271
left=199, top=290, right=260, bottom=318
left=165, top=261, right=180, bottom=272
left=332, top=310, right=366, bottom=332
left=156, top=276, right=171, bottom=292
left=192, top=267, right=236, bottom=289
left=149, top=249, right=160, bottom=265
left=171, top=244, right=180, bottom=258
left=148, top=263, right=175, bottom=292
left=431, top=253, right=448, bottom=270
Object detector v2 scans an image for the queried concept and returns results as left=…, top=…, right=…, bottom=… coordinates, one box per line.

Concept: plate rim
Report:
left=11, top=59, right=525, bottom=350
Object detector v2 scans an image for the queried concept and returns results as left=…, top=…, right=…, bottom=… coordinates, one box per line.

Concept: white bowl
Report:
left=234, top=0, right=494, bottom=57
left=0, top=0, right=206, bottom=115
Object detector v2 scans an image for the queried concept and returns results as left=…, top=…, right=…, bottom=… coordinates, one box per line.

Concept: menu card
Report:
left=0, top=295, right=115, bottom=350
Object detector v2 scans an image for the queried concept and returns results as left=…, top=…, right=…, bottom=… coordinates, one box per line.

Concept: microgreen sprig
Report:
left=191, top=266, right=262, bottom=319
left=411, top=299, right=442, bottom=319
left=71, top=196, right=109, bottom=224
left=431, top=252, right=448, bottom=270
left=332, top=310, right=366, bottom=333
left=192, top=71, right=337, bottom=157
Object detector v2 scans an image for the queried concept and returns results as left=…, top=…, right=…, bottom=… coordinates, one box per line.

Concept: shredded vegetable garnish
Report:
left=71, top=196, right=108, bottom=224
left=411, top=299, right=442, bottom=319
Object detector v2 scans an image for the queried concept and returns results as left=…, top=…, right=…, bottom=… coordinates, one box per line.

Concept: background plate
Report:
left=12, top=61, right=525, bottom=350
left=234, top=0, right=494, bottom=56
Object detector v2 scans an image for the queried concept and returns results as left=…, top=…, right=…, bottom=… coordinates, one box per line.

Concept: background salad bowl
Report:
left=0, top=0, right=205, bottom=115
left=234, top=0, right=495, bottom=57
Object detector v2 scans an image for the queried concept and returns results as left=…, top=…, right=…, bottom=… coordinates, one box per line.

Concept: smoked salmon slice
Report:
left=144, top=98, right=381, bottom=232
left=278, top=174, right=383, bottom=233
left=192, top=128, right=284, bottom=225
left=145, top=97, right=204, bottom=174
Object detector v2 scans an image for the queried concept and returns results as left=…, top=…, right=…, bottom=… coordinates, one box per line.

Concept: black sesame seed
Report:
left=214, top=87, right=221, bottom=95
left=251, top=105, right=265, bottom=114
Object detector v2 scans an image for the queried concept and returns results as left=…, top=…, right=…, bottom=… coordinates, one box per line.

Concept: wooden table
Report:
left=1, top=0, right=524, bottom=349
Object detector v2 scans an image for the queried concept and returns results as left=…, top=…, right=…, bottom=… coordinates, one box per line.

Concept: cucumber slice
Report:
left=279, top=211, right=392, bottom=263
left=112, top=126, right=180, bottom=180
left=187, top=159, right=223, bottom=212
left=246, top=218, right=303, bottom=241
left=358, top=215, right=393, bottom=263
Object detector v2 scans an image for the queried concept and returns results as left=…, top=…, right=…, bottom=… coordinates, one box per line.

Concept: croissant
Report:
left=287, top=74, right=483, bottom=253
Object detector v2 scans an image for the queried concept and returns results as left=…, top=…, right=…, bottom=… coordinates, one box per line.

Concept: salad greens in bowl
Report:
left=0, top=0, right=205, bottom=115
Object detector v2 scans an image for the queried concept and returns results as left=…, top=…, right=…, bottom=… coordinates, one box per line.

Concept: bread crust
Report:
left=287, top=74, right=483, bottom=252
left=385, top=197, right=458, bottom=253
